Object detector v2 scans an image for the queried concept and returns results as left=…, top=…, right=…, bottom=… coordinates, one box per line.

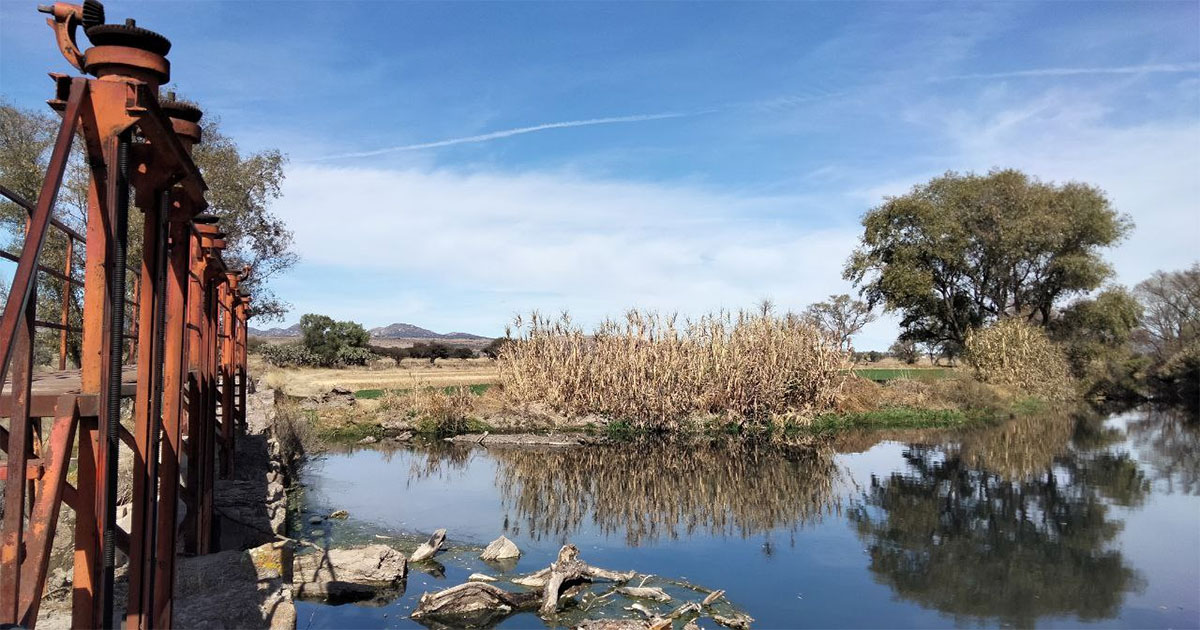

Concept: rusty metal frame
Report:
left=1, top=6, right=254, bottom=628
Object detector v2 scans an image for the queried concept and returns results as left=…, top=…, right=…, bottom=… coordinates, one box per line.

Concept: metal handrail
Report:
left=0, top=183, right=142, bottom=368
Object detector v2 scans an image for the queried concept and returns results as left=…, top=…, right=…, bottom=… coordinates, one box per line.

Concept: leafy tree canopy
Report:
left=845, top=169, right=1131, bottom=355
left=0, top=96, right=296, bottom=325
left=299, top=313, right=370, bottom=366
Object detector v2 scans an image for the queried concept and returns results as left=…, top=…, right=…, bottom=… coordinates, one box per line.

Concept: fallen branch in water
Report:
left=409, top=528, right=446, bottom=562
left=409, top=540, right=752, bottom=628
left=412, top=543, right=635, bottom=622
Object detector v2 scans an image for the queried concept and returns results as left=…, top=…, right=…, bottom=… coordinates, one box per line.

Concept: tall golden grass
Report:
left=497, top=308, right=849, bottom=430
left=964, top=318, right=1074, bottom=398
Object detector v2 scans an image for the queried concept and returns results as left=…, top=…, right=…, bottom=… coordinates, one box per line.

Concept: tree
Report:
left=889, top=339, right=919, bottom=364
left=1133, top=264, right=1200, bottom=360
left=1, top=99, right=88, bottom=366
left=1050, top=287, right=1142, bottom=379
left=1132, top=264, right=1200, bottom=406
left=845, top=169, right=1131, bottom=357
left=299, top=313, right=371, bottom=366
left=1, top=96, right=297, bottom=329
left=481, top=337, right=511, bottom=359
left=192, top=115, right=296, bottom=321
left=803, top=294, right=875, bottom=351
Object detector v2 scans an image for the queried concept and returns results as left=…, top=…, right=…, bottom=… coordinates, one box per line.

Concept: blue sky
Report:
left=2, top=1, right=1198, bottom=349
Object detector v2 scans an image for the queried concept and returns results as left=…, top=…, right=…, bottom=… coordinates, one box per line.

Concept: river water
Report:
left=293, top=407, right=1200, bottom=629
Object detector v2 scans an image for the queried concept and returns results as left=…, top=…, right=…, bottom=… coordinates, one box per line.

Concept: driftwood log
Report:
left=410, top=528, right=447, bottom=562
left=410, top=540, right=752, bottom=628
left=412, top=544, right=635, bottom=623
left=618, top=586, right=671, bottom=602
left=410, top=582, right=539, bottom=626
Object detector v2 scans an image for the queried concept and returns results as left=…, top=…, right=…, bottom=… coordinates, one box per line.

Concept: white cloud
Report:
left=272, top=80, right=1199, bottom=350
left=912, top=86, right=1200, bottom=287
left=278, top=165, right=862, bottom=336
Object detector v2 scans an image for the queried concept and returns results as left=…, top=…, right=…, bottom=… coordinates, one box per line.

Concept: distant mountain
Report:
left=247, top=323, right=302, bottom=338
left=369, top=323, right=489, bottom=340
left=249, top=321, right=489, bottom=340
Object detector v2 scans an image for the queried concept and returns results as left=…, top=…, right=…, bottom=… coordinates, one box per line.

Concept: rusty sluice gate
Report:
left=0, top=1, right=253, bottom=627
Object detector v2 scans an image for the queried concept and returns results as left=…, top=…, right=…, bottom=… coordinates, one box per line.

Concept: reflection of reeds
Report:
left=959, top=411, right=1075, bottom=481
left=405, top=443, right=474, bottom=484
left=491, top=441, right=840, bottom=545
left=498, top=309, right=848, bottom=430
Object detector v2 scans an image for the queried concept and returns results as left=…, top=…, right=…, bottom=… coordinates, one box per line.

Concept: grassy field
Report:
left=353, top=383, right=493, bottom=398
left=253, top=356, right=501, bottom=397
left=255, top=354, right=954, bottom=397
left=854, top=367, right=952, bottom=382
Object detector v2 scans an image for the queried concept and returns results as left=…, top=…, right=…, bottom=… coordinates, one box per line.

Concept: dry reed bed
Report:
left=965, top=319, right=1074, bottom=399
left=497, top=309, right=849, bottom=430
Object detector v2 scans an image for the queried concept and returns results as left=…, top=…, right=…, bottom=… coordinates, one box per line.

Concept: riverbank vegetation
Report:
left=497, top=308, right=847, bottom=431
left=253, top=168, right=1196, bottom=446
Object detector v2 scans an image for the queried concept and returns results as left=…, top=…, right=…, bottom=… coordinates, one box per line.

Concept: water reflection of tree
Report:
left=489, top=442, right=839, bottom=546
left=1126, top=407, right=1200, bottom=494
left=849, top=444, right=1147, bottom=627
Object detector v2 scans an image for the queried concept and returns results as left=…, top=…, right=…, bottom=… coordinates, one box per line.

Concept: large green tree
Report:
left=298, top=313, right=370, bottom=366
left=845, top=169, right=1131, bottom=356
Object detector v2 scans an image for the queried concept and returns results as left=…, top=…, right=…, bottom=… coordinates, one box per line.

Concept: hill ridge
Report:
left=248, top=321, right=488, bottom=340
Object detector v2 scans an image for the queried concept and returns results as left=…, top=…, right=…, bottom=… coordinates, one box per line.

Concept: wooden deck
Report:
left=2, top=366, right=138, bottom=397
left=1, top=366, right=138, bottom=417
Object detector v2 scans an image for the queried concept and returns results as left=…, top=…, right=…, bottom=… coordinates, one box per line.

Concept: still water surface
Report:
left=295, top=408, right=1200, bottom=629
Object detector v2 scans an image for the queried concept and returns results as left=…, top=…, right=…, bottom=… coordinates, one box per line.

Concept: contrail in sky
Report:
left=312, top=61, right=1199, bottom=160
left=314, top=111, right=702, bottom=160
left=935, top=62, right=1200, bottom=81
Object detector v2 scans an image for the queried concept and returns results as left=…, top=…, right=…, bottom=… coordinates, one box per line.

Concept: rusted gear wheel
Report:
left=85, top=23, right=171, bottom=56
left=81, top=0, right=106, bottom=29
left=161, top=98, right=202, bottom=123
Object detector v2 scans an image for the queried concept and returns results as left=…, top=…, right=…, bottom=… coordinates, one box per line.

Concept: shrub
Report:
left=368, top=344, right=407, bottom=362
left=964, top=318, right=1073, bottom=398
left=1149, top=341, right=1199, bottom=409
left=481, top=337, right=512, bottom=359
left=498, top=308, right=849, bottom=430
left=260, top=342, right=318, bottom=367
left=369, top=342, right=472, bottom=363
left=390, top=384, right=483, bottom=436
left=334, top=345, right=374, bottom=367
left=273, top=399, right=316, bottom=465
left=889, top=339, right=919, bottom=364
